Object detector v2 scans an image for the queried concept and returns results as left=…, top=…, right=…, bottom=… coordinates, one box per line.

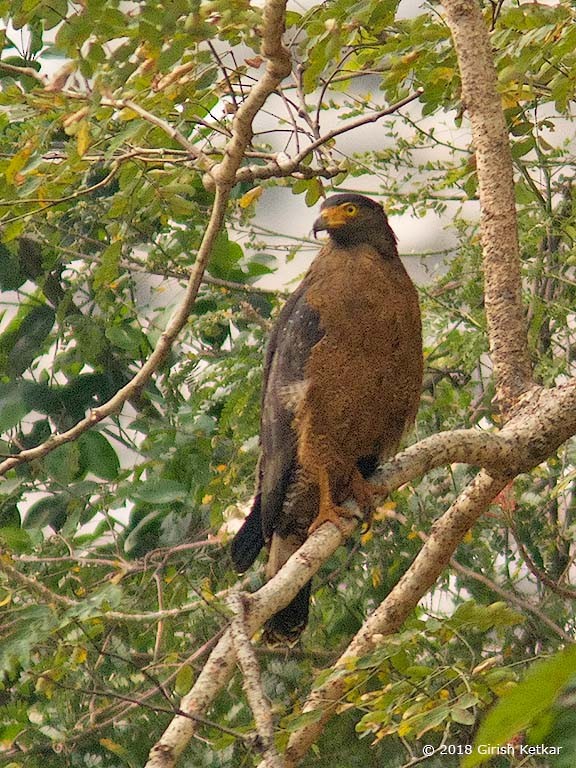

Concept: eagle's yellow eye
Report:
left=344, top=204, right=358, bottom=216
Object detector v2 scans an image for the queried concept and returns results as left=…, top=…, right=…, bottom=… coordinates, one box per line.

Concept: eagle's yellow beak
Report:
left=312, top=205, right=350, bottom=235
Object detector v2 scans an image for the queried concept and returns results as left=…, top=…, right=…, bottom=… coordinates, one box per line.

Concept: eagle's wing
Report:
left=230, top=275, right=323, bottom=572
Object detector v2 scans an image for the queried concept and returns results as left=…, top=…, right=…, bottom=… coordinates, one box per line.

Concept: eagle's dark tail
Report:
left=230, top=493, right=265, bottom=573
left=231, top=496, right=312, bottom=644
left=263, top=581, right=311, bottom=645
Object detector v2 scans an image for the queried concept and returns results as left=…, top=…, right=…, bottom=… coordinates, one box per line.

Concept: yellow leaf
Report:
left=239, top=186, right=263, bottom=209
left=361, top=529, right=373, bottom=545
left=100, top=738, right=131, bottom=759
left=402, top=51, right=420, bottom=65
left=110, top=569, right=127, bottom=584
left=5, top=141, right=35, bottom=185
left=397, top=721, right=411, bottom=737
left=72, top=646, right=88, bottom=664
left=76, top=121, right=91, bottom=157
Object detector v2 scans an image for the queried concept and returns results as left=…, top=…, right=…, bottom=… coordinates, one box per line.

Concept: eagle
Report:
left=231, top=193, right=423, bottom=642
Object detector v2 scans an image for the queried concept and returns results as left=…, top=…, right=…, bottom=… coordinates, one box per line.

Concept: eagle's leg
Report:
left=350, top=468, right=377, bottom=529
left=308, top=466, right=356, bottom=534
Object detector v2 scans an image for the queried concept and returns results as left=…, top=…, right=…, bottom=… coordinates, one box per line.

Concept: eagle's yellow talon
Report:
left=308, top=504, right=354, bottom=534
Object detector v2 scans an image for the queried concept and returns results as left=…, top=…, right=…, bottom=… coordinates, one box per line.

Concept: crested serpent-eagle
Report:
left=231, top=193, right=423, bottom=643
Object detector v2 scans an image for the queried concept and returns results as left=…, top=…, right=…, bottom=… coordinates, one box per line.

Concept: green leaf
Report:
left=175, top=664, right=195, bottom=696
left=129, top=478, right=188, bottom=504
left=24, top=495, right=69, bottom=531
left=451, top=706, right=476, bottom=725
left=105, top=323, right=147, bottom=354
left=3, top=304, right=55, bottom=376
left=283, top=708, right=325, bottom=733
left=402, top=705, right=450, bottom=739
left=78, top=431, right=120, bottom=480
left=43, top=442, right=82, bottom=485
left=0, top=526, right=32, bottom=553
left=0, top=384, right=28, bottom=432
left=0, top=244, right=25, bottom=290
left=93, top=241, right=122, bottom=290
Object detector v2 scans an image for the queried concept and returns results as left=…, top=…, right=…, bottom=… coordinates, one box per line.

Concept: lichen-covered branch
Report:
left=143, top=378, right=576, bottom=767
left=440, top=0, right=533, bottom=413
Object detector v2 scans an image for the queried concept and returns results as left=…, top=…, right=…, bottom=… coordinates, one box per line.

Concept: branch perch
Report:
left=144, top=378, right=576, bottom=767
left=283, top=471, right=506, bottom=767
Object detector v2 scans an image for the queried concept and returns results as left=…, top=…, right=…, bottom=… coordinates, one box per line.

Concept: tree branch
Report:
left=143, top=378, right=576, bottom=767
left=207, top=89, right=424, bottom=189
left=142, top=6, right=291, bottom=763
left=0, top=0, right=290, bottom=481
left=0, top=185, right=229, bottom=476
left=207, top=0, right=291, bottom=191
left=449, top=558, right=573, bottom=643
left=283, top=471, right=506, bottom=766
left=228, top=590, right=285, bottom=768
left=440, top=0, right=533, bottom=413
left=0, top=60, right=47, bottom=85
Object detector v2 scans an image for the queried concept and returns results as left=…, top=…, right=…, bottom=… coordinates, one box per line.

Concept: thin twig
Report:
left=228, top=589, right=285, bottom=767
left=0, top=60, right=47, bottom=85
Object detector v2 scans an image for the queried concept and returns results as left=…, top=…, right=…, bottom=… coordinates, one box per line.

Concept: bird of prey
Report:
left=231, top=193, right=423, bottom=643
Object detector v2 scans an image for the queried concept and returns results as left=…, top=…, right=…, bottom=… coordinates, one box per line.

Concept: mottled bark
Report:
left=284, top=472, right=505, bottom=766
left=145, top=380, right=576, bottom=767
left=441, top=0, right=533, bottom=413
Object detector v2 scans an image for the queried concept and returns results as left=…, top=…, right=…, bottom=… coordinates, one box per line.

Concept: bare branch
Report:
left=440, top=0, right=533, bottom=412
left=450, top=559, right=573, bottom=642
left=208, top=1, right=291, bottom=191
left=217, top=89, right=424, bottom=188
left=145, top=519, right=345, bottom=768
left=383, top=506, right=573, bottom=643
left=143, top=7, right=292, bottom=763
left=508, top=525, right=576, bottom=601
left=114, top=99, right=210, bottom=162
left=121, top=255, right=284, bottom=296
left=1, top=552, right=77, bottom=608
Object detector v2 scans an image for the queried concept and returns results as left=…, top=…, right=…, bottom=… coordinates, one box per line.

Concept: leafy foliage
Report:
left=0, top=1, right=575, bottom=767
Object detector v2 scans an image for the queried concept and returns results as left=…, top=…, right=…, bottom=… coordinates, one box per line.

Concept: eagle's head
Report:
left=312, top=193, right=397, bottom=257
